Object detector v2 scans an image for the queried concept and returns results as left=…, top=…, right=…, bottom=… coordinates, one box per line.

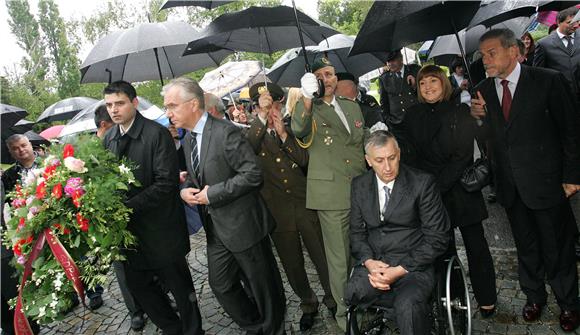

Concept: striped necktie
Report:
left=190, top=131, right=200, bottom=180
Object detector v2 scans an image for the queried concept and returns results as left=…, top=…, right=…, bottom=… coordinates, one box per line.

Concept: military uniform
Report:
left=291, top=94, right=367, bottom=330
left=357, top=92, right=383, bottom=128
left=378, top=64, right=421, bottom=126
left=246, top=115, right=335, bottom=315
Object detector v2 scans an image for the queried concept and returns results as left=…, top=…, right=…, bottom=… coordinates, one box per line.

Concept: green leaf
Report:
left=115, top=182, right=128, bottom=191
left=73, top=234, right=81, bottom=248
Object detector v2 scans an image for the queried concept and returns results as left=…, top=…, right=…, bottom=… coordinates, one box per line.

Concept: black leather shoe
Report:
left=479, top=305, right=495, bottom=318
left=523, top=302, right=544, bottom=322
left=560, top=310, right=579, bottom=332
left=88, top=296, right=103, bottom=310
left=131, top=311, right=146, bottom=331
left=299, top=311, right=318, bottom=331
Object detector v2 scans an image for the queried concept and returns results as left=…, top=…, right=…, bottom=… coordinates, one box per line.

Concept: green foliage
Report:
left=318, top=0, right=372, bottom=36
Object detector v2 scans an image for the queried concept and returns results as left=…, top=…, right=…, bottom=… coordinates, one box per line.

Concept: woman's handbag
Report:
left=460, top=139, right=491, bottom=192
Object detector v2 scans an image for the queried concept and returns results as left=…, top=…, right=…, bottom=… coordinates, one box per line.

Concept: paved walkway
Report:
left=36, top=228, right=579, bottom=335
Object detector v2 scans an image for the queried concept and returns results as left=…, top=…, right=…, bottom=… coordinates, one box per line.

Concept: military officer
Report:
left=291, top=57, right=367, bottom=331
left=335, top=72, right=383, bottom=128
left=378, top=49, right=420, bottom=162
left=246, top=82, right=335, bottom=331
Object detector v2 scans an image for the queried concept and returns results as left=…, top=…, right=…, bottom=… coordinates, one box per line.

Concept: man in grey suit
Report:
left=534, top=7, right=580, bottom=101
left=163, top=77, right=286, bottom=335
left=345, top=130, right=450, bottom=335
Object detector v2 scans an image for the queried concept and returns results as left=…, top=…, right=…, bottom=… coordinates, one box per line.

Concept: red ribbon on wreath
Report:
left=14, top=228, right=86, bottom=335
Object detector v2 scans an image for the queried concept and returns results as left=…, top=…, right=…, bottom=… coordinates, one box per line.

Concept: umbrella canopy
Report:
left=160, top=0, right=233, bottom=10
left=538, top=0, right=580, bottom=12
left=429, top=16, right=534, bottom=61
left=267, top=34, right=390, bottom=87
left=1, top=103, right=27, bottom=132
left=39, top=125, right=65, bottom=140
left=467, top=1, right=540, bottom=29
left=184, top=6, right=340, bottom=55
left=59, top=97, right=154, bottom=138
left=199, top=61, right=265, bottom=98
left=37, top=97, right=99, bottom=123
left=80, top=21, right=232, bottom=84
left=350, top=1, right=481, bottom=56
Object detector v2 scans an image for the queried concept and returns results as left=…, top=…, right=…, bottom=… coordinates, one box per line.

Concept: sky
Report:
left=0, top=0, right=319, bottom=75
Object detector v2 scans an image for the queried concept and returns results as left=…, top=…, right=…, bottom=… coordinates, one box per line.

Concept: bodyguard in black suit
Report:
left=102, top=81, right=203, bottom=335
left=345, top=131, right=450, bottom=335
left=471, top=29, right=580, bottom=332
left=163, top=77, right=286, bottom=335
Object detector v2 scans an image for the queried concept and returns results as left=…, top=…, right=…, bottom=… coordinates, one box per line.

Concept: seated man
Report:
left=346, top=130, right=450, bottom=335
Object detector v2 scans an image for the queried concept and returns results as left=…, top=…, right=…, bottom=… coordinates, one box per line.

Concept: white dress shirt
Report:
left=494, top=62, right=521, bottom=105
left=325, top=96, right=350, bottom=133
left=376, top=175, right=395, bottom=221
left=557, top=30, right=575, bottom=48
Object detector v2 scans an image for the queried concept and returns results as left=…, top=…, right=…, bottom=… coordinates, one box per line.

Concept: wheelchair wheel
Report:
left=347, top=306, right=388, bottom=335
left=441, top=255, right=472, bottom=335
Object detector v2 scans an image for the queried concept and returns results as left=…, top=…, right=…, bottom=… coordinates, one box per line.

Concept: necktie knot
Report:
left=396, top=71, right=402, bottom=79
left=501, top=79, right=509, bottom=88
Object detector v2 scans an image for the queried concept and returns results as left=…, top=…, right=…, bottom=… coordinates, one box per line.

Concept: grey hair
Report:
left=204, top=93, right=225, bottom=114
left=479, top=28, right=517, bottom=49
left=162, top=77, right=205, bottom=110
left=5, top=134, right=30, bottom=148
left=364, top=130, right=399, bottom=154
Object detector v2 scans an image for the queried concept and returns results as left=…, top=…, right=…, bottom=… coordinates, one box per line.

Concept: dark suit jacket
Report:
left=350, top=166, right=450, bottom=272
left=103, top=112, right=189, bottom=269
left=475, top=65, right=580, bottom=210
left=182, top=115, right=274, bottom=252
left=378, top=64, right=420, bottom=125
left=534, top=30, right=580, bottom=94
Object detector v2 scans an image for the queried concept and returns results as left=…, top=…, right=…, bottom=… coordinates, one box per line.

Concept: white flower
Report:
left=64, top=157, right=88, bottom=173
left=127, top=177, right=136, bottom=184
left=119, top=164, right=131, bottom=174
left=27, top=211, right=34, bottom=221
left=3, top=203, right=11, bottom=223
left=38, top=307, right=46, bottom=317
left=22, top=170, right=37, bottom=187
left=49, top=300, right=58, bottom=308
left=91, top=236, right=97, bottom=243
left=32, top=168, right=43, bottom=178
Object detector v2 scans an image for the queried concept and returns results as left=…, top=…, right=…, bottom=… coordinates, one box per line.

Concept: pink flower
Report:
left=64, top=178, right=85, bottom=197
left=64, top=157, right=87, bottom=173
left=29, top=206, right=39, bottom=215
left=11, top=198, right=26, bottom=208
left=17, top=255, right=26, bottom=264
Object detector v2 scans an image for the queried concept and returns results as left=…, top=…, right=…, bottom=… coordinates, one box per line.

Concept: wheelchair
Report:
left=346, top=254, right=472, bottom=335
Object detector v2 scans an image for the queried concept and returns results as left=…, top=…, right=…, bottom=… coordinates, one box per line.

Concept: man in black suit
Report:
left=534, top=7, right=580, bottom=101
left=163, top=77, right=286, bottom=335
left=102, top=81, right=204, bottom=335
left=345, top=130, right=450, bottom=335
left=471, top=29, right=580, bottom=332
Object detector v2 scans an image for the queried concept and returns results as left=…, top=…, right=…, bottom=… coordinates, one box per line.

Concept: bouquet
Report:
left=2, top=136, right=137, bottom=327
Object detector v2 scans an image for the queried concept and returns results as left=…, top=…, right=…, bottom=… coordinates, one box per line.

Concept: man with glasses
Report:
left=163, top=77, right=286, bottom=335
left=292, top=57, right=367, bottom=331
left=102, top=80, right=204, bottom=335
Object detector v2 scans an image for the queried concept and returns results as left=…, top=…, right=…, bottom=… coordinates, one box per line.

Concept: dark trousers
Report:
left=207, top=232, right=286, bottom=335
left=1, top=256, right=40, bottom=335
left=449, top=224, right=497, bottom=306
left=270, top=209, right=335, bottom=314
left=113, top=260, right=142, bottom=315
left=123, top=258, right=204, bottom=335
left=345, top=265, right=435, bottom=335
left=505, top=193, right=579, bottom=311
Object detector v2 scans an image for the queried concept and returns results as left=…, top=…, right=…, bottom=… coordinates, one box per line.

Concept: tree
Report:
left=38, top=0, right=81, bottom=98
left=318, top=0, right=372, bottom=36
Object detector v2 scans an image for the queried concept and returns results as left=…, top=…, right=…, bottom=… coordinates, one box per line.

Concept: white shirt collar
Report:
left=376, top=175, right=395, bottom=192
left=557, top=30, right=575, bottom=41
left=191, top=112, right=208, bottom=135
left=119, top=116, right=136, bottom=136
left=494, top=61, right=521, bottom=86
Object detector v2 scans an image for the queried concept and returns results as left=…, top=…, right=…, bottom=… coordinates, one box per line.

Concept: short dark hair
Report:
left=479, top=28, right=517, bottom=49
left=449, top=57, right=464, bottom=73
left=557, top=6, right=578, bottom=24
left=94, top=104, right=112, bottom=128
left=103, top=80, right=137, bottom=101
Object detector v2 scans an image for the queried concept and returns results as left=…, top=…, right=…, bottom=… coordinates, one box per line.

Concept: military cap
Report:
left=249, top=82, right=285, bottom=103
left=336, top=72, right=358, bottom=84
left=386, top=49, right=403, bottom=62
left=312, top=57, right=334, bottom=72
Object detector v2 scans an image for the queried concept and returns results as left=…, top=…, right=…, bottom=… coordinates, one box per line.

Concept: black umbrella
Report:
left=267, top=34, right=389, bottom=87
left=349, top=1, right=481, bottom=56
left=160, top=0, right=233, bottom=10
left=538, top=0, right=580, bottom=11
left=1, top=103, right=27, bottom=132
left=37, top=97, right=99, bottom=123
left=183, top=6, right=339, bottom=55
left=80, top=21, right=232, bottom=85
left=467, top=1, right=539, bottom=29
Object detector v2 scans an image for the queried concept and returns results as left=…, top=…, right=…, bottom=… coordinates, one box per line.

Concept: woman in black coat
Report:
left=402, top=65, right=497, bottom=317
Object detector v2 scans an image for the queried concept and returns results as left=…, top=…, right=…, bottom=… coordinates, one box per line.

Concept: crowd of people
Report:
left=2, top=5, right=580, bottom=335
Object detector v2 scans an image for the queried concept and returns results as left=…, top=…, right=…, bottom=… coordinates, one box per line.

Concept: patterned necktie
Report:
left=382, top=185, right=390, bottom=218
left=564, top=36, right=574, bottom=54
left=500, top=80, right=512, bottom=122
left=396, top=71, right=402, bottom=79
left=190, top=131, right=200, bottom=180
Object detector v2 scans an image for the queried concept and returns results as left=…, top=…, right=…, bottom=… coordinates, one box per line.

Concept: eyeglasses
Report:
left=163, top=98, right=195, bottom=113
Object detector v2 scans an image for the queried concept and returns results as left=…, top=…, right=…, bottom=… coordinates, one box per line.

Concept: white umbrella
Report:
left=199, top=61, right=264, bottom=98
